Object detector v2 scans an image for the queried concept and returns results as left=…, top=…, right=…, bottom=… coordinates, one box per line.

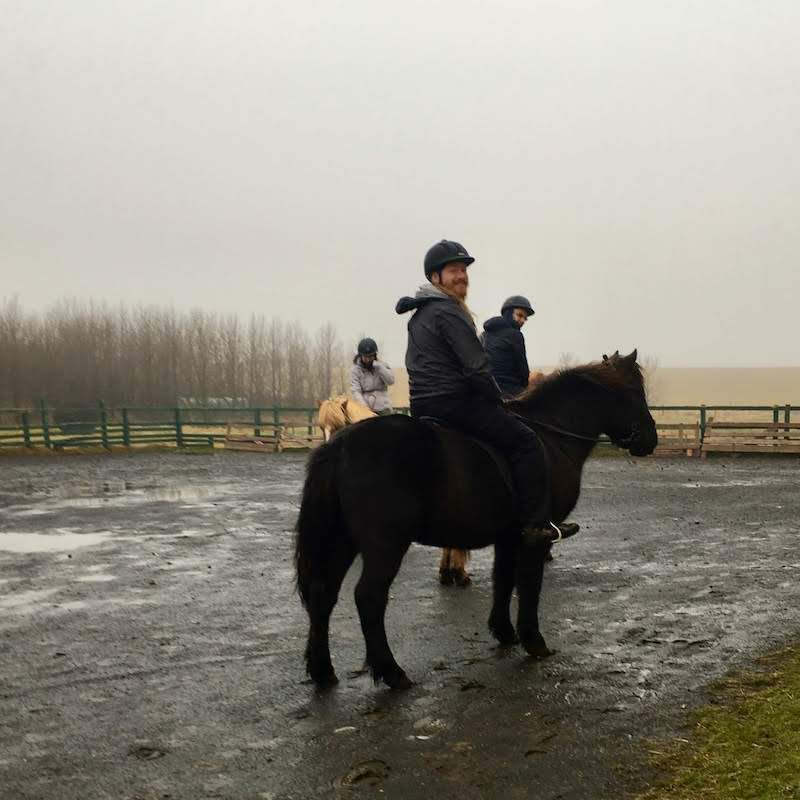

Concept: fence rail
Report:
left=0, top=403, right=798, bottom=454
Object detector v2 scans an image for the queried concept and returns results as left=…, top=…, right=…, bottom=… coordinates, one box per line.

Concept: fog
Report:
left=2, top=1, right=798, bottom=367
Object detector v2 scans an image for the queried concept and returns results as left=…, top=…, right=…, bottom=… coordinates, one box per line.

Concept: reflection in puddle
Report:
left=0, top=531, right=111, bottom=553
left=4, top=482, right=219, bottom=513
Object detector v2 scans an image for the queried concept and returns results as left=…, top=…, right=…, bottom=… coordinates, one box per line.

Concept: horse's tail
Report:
left=294, top=440, right=348, bottom=610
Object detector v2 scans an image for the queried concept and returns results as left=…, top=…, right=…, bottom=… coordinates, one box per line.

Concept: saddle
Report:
left=418, top=416, right=514, bottom=494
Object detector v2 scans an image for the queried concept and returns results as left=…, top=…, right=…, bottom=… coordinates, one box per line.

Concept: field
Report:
left=2, top=452, right=799, bottom=798
left=388, top=367, right=800, bottom=408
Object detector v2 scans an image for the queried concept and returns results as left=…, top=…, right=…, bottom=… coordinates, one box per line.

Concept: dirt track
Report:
left=1, top=452, right=799, bottom=799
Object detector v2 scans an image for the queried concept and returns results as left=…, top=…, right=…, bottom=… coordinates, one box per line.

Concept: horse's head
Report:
left=599, top=349, right=658, bottom=456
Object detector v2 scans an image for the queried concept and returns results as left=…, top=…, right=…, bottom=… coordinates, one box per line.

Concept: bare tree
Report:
left=0, top=300, right=344, bottom=409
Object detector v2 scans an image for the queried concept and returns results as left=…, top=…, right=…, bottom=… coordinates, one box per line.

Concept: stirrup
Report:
left=549, top=521, right=563, bottom=542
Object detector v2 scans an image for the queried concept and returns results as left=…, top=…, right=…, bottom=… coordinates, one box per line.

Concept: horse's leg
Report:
left=438, top=548, right=454, bottom=585
left=488, top=537, right=519, bottom=645
left=304, top=537, right=357, bottom=688
left=451, top=548, right=471, bottom=587
left=515, top=536, right=553, bottom=658
left=354, top=542, right=412, bottom=690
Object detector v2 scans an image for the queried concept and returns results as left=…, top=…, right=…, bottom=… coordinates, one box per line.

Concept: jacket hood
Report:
left=395, top=284, right=452, bottom=314
left=483, top=314, right=515, bottom=333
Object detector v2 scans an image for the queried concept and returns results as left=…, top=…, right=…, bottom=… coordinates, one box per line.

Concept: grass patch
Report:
left=640, top=644, right=800, bottom=800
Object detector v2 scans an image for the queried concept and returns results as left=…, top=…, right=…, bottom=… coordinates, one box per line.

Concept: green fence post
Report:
left=122, top=407, right=131, bottom=447
left=39, top=398, right=52, bottom=449
left=21, top=411, right=32, bottom=448
left=272, top=405, right=281, bottom=450
left=307, top=409, right=314, bottom=438
left=99, top=401, right=109, bottom=450
left=699, top=405, right=706, bottom=442
left=175, top=407, right=184, bottom=448
left=254, top=408, right=261, bottom=437
left=786, top=404, right=791, bottom=425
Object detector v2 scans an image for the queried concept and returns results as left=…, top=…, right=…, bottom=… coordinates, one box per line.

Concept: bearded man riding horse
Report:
left=295, top=240, right=658, bottom=689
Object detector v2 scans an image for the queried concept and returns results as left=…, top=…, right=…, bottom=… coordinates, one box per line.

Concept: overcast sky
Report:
left=1, top=1, right=798, bottom=367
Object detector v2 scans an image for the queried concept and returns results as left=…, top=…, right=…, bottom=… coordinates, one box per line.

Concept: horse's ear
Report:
left=620, top=349, right=638, bottom=368
left=629, top=348, right=638, bottom=363
left=316, top=399, right=323, bottom=408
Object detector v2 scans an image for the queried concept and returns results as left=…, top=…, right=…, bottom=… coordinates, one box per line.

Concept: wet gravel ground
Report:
left=1, top=452, right=799, bottom=800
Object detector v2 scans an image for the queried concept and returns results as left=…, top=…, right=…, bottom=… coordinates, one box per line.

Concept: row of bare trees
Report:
left=0, top=298, right=348, bottom=409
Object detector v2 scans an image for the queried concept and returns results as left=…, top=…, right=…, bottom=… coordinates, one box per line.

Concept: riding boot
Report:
left=522, top=520, right=580, bottom=546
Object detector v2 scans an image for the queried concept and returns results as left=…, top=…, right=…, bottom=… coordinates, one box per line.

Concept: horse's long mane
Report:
left=318, top=395, right=376, bottom=433
left=318, top=396, right=348, bottom=430
left=510, top=360, right=644, bottom=413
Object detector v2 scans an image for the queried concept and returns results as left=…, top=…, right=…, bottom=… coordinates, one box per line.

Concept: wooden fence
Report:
left=0, top=402, right=798, bottom=455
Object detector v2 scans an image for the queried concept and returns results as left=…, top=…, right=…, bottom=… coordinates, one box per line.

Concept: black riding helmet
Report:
left=357, top=337, right=378, bottom=356
left=424, top=240, right=475, bottom=279
left=501, top=295, right=535, bottom=316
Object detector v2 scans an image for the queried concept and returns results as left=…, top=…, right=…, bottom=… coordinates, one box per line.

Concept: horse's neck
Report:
left=525, top=388, right=606, bottom=441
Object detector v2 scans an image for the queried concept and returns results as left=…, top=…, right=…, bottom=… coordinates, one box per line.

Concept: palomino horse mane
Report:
left=317, top=395, right=376, bottom=442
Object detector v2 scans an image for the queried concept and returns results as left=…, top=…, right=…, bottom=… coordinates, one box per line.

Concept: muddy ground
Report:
left=1, top=452, right=798, bottom=800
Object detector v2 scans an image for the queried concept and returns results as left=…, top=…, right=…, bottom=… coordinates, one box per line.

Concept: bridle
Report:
left=518, top=415, right=642, bottom=450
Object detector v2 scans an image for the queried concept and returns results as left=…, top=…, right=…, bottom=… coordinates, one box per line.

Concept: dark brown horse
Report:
left=295, top=350, right=657, bottom=689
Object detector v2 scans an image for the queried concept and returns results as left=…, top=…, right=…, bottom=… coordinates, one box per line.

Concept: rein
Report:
left=522, top=416, right=640, bottom=449
left=523, top=418, right=599, bottom=443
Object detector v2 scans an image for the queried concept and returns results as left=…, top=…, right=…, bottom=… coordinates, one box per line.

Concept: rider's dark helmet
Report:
left=424, top=240, right=475, bottom=279
left=501, top=295, right=535, bottom=316
left=357, top=337, right=378, bottom=356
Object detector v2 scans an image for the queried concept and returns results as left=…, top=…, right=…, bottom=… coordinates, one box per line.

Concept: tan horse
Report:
left=317, top=395, right=376, bottom=442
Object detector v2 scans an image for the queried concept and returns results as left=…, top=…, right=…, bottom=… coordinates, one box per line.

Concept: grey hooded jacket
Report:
left=350, top=359, right=395, bottom=412
left=395, top=284, right=501, bottom=404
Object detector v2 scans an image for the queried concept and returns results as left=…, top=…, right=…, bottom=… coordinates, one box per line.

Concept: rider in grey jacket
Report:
left=350, top=338, right=395, bottom=414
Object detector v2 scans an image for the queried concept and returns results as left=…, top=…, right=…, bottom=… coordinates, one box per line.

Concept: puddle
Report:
left=3, top=483, right=223, bottom=512
left=0, top=531, right=112, bottom=553
left=680, top=479, right=775, bottom=489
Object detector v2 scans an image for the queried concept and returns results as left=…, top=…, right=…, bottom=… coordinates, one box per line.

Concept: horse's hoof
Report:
left=523, top=640, right=554, bottom=659
left=489, top=620, right=519, bottom=646
left=454, top=571, right=472, bottom=587
left=311, top=670, right=339, bottom=689
left=389, top=674, right=414, bottom=691
left=439, top=569, right=455, bottom=586
left=385, top=669, right=414, bottom=691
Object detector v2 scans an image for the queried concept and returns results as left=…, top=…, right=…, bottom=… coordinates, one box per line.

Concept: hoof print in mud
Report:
left=334, top=759, right=391, bottom=790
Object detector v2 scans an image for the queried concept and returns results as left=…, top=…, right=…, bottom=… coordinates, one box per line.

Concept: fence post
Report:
left=699, top=405, right=706, bottom=442
left=254, top=408, right=262, bottom=437
left=122, top=407, right=131, bottom=447
left=39, top=398, right=52, bottom=449
left=99, top=401, right=110, bottom=450
left=21, top=411, right=32, bottom=448
left=307, top=409, right=314, bottom=438
left=785, top=404, right=791, bottom=425
left=272, top=406, right=281, bottom=450
left=174, top=407, right=184, bottom=448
